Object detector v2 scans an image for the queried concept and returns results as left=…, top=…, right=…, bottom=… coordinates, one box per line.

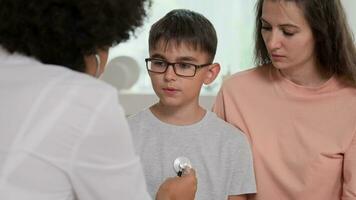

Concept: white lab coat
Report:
left=0, top=47, right=150, bottom=200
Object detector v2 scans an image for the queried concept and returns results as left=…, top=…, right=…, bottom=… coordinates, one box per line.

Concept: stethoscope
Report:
left=94, top=54, right=101, bottom=78
left=173, top=157, right=192, bottom=177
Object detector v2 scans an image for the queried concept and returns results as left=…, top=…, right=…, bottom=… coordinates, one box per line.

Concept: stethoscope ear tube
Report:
left=94, top=54, right=101, bottom=78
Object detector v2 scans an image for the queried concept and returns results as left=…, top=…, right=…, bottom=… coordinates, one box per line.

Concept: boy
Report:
left=128, top=9, right=256, bottom=200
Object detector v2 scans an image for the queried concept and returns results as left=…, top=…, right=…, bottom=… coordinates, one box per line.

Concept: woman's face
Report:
left=260, top=0, right=317, bottom=72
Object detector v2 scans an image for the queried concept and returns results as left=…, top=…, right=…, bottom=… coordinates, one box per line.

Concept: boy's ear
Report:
left=203, top=63, right=220, bottom=85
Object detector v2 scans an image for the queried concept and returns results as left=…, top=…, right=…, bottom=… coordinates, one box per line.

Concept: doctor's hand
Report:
left=155, top=168, right=197, bottom=200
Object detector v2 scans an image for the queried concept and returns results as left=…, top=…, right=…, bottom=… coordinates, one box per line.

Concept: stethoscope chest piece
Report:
left=173, top=156, right=192, bottom=177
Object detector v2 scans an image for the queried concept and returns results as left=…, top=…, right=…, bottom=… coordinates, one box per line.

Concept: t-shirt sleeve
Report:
left=229, top=133, right=256, bottom=195
left=343, top=131, right=356, bottom=199
left=68, top=91, right=151, bottom=200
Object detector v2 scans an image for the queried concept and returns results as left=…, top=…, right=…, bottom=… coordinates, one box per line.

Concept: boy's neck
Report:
left=150, top=103, right=206, bottom=126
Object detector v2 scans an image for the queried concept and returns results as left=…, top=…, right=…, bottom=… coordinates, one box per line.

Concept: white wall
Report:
left=343, top=0, right=356, bottom=34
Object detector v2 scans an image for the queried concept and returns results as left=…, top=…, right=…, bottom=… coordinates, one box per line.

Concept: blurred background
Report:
left=100, top=0, right=356, bottom=115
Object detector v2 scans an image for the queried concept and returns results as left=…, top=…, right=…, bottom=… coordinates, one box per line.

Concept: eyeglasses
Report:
left=145, top=58, right=211, bottom=77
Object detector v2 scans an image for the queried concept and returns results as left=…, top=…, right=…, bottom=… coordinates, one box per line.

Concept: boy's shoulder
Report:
left=205, top=111, right=248, bottom=144
left=127, top=108, right=152, bottom=125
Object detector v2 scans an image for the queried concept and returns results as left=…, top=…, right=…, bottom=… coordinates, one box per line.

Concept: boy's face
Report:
left=148, top=40, right=215, bottom=108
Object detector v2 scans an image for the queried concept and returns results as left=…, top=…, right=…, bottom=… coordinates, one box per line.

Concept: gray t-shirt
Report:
left=128, top=109, right=256, bottom=200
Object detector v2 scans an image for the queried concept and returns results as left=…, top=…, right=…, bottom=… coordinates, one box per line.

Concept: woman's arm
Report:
left=343, top=132, right=356, bottom=199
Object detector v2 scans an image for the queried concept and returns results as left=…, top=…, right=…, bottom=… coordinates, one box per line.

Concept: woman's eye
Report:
left=261, top=26, right=272, bottom=31
left=283, top=31, right=295, bottom=36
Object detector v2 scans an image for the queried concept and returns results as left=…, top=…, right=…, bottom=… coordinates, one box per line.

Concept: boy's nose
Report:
left=164, top=65, right=177, bottom=80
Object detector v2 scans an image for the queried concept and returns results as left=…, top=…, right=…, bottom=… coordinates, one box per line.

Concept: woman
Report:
left=213, top=0, right=356, bottom=199
left=0, top=0, right=196, bottom=200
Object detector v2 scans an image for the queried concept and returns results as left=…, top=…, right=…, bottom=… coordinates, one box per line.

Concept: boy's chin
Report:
left=158, top=100, right=184, bottom=108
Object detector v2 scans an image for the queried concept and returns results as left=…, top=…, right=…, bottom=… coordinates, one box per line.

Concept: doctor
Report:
left=0, top=0, right=196, bottom=200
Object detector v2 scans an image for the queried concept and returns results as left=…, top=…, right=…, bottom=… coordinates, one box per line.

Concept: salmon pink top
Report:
left=213, top=65, right=356, bottom=200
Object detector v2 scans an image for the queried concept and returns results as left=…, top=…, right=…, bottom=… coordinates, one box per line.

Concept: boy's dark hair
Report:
left=149, top=9, right=217, bottom=62
left=254, top=0, right=356, bottom=85
left=0, top=0, right=150, bottom=72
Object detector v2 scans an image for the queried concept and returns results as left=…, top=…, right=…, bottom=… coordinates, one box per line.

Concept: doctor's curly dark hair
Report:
left=0, top=0, right=150, bottom=72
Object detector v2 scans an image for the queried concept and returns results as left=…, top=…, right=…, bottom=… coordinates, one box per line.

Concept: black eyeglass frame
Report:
left=145, top=58, right=212, bottom=77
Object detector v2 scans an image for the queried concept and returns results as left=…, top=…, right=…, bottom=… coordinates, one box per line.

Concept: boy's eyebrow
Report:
left=260, top=18, right=300, bottom=29
left=150, top=53, right=166, bottom=60
left=176, top=56, right=198, bottom=63
left=150, top=54, right=199, bottom=63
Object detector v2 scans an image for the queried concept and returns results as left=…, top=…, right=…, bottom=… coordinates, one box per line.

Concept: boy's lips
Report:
left=163, top=87, right=179, bottom=92
left=162, top=87, right=180, bottom=95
